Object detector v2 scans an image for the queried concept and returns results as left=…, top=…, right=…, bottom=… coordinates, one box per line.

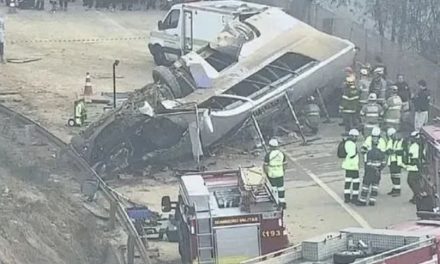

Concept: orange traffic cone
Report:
left=83, top=72, right=93, bottom=102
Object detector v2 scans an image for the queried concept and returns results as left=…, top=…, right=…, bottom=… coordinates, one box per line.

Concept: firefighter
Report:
left=406, top=131, right=421, bottom=204
left=302, top=96, right=320, bottom=135
left=358, top=139, right=386, bottom=206
left=383, top=85, right=403, bottom=131
left=369, top=67, right=387, bottom=105
left=340, top=75, right=360, bottom=133
left=342, top=129, right=360, bottom=203
left=264, top=138, right=287, bottom=209
left=361, top=126, right=386, bottom=161
left=385, top=128, right=404, bottom=197
left=358, top=67, right=371, bottom=108
left=74, top=99, right=87, bottom=126
left=360, top=93, right=383, bottom=137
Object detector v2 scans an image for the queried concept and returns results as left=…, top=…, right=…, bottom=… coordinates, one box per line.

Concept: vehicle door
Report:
left=158, top=9, right=182, bottom=58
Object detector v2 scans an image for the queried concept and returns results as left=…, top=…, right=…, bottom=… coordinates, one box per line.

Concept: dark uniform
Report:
left=340, top=81, right=360, bottom=133
left=358, top=144, right=386, bottom=206
left=303, top=98, right=320, bottom=135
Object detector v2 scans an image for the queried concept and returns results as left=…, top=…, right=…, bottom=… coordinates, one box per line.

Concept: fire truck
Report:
left=240, top=124, right=440, bottom=264
left=161, top=167, right=289, bottom=264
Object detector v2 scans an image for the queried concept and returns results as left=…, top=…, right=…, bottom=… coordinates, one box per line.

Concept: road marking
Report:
left=283, top=151, right=372, bottom=229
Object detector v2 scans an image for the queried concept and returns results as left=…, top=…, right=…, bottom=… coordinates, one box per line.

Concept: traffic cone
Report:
left=83, top=72, right=93, bottom=102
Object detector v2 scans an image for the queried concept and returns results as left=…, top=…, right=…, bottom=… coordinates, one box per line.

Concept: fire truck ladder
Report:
left=195, top=203, right=215, bottom=264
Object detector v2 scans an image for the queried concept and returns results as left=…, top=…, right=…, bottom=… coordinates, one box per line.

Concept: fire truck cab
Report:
left=161, top=167, right=289, bottom=264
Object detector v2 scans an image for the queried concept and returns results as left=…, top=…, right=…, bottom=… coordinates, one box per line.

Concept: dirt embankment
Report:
left=0, top=125, right=119, bottom=264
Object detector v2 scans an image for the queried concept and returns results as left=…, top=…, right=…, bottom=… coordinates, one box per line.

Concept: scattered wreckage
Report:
left=71, top=2, right=355, bottom=174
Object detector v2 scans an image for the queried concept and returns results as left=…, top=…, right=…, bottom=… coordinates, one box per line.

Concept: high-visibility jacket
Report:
left=406, top=142, right=420, bottom=172
left=362, top=136, right=386, bottom=161
left=342, top=140, right=359, bottom=171
left=266, top=150, right=285, bottom=178
left=383, top=95, right=403, bottom=124
left=386, top=138, right=403, bottom=166
left=360, top=103, right=383, bottom=126
left=358, top=78, right=371, bottom=105
left=340, top=86, right=360, bottom=113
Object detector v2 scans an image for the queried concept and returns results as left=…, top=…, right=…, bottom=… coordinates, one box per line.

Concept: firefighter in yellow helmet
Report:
left=264, top=139, right=287, bottom=209
left=340, top=75, right=360, bottom=134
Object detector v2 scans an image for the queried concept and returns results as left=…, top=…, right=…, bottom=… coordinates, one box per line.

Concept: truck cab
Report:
left=148, top=0, right=269, bottom=65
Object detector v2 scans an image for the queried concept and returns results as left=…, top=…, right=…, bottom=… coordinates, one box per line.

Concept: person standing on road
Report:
left=383, top=85, right=403, bottom=132
left=413, top=80, right=430, bottom=131
left=264, top=138, right=287, bottom=209
left=340, top=75, right=360, bottom=134
left=341, top=129, right=360, bottom=203
left=0, top=15, right=5, bottom=64
left=358, top=139, right=386, bottom=206
left=358, top=67, right=371, bottom=109
left=302, top=96, right=320, bottom=135
left=360, top=93, right=383, bottom=137
left=395, top=74, right=411, bottom=111
left=405, top=131, right=422, bottom=204
left=361, top=126, right=386, bottom=161
left=59, top=0, right=67, bottom=10
left=385, top=128, right=404, bottom=197
left=369, top=67, right=387, bottom=106
left=35, top=0, right=44, bottom=10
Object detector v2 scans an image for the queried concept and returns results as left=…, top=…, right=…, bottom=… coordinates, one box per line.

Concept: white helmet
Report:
left=387, top=128, right=396, bottom=137
left=348, top=129, right=359, bottom=137
left=372, top=127, right=381, bottom=137
left=410, top=131, right=420, bottom=138
left=368, top=93, right=377, bottom=101
left=268, top=138, right=279, bottom=147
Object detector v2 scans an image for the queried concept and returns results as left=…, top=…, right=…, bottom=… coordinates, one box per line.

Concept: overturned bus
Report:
left=71, top=2, right=356, bottom=174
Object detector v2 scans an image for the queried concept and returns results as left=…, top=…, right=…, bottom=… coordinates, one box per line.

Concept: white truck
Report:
left=148, top=0, right=269, bottom=65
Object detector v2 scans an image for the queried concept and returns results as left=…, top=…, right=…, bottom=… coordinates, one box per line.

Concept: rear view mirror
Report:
left=162, top=196, right=172, bottom=212
left=158, top=20, right=164, bottom=30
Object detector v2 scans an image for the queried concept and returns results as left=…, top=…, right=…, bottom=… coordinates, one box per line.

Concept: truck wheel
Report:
left=152, top=46, right=172, bottom=66
left=67, top=118, right=76, bottom=127
left=153, top=66, right=183, bottom=98
left=333, top=250, right=365, bottom=264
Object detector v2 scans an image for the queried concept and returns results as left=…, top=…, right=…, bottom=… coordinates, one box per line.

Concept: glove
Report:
left=361, top=146, right=368, bottom=154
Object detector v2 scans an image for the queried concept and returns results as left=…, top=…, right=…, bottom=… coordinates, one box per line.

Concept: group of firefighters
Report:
left=339, top=64, right=429, bottom=206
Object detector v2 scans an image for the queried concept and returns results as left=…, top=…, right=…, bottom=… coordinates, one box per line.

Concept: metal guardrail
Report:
left=0, top=104, right=151, bottom=264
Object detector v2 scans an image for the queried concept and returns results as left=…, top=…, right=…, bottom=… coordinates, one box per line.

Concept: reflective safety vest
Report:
left=362, top=136, right=386, bottom=160
left=386, top=138, right=403, bottom=166
left=360, top=103, right=383, bottom=125
left=383, top=95, right=402, bottom=124
left=267, top=150, right=285, bottom=178
left=358, top=78, right=371, bottom=104
left=342, top=140, right=359, bottom=171
left=406, top=143, right=420, bottom=172
left=340, top=86, right=360, bottom=113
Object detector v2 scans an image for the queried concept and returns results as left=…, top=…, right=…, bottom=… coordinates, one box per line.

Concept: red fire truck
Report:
left=161, top=167, right=289, bottom=264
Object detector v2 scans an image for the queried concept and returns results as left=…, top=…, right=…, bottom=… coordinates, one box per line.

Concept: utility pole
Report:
left=113, top=60, right=120, bottom=108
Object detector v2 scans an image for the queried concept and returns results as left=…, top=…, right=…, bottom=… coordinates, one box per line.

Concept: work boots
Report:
left=387, top=189, right=401, bottom=197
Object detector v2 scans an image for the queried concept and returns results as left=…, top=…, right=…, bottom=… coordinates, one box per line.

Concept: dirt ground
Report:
left=0, top=2, right=420, bottom=263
